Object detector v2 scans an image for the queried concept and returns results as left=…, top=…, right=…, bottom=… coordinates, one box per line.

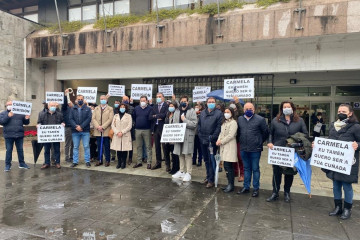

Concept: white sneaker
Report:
left=172, top=171, right=185, bottom=179
left=182, top=173, right=191, bottom=182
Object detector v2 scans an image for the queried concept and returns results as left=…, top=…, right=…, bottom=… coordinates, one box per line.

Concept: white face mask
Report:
left=7, top=106, right=12, bottom=111
left=195, top=108, right=199, bottom=112
left=283, top=108, right=293, bottom=116
left=224, top=113, right=232, bottom=119
left=140, top=102, right=147, bottom=107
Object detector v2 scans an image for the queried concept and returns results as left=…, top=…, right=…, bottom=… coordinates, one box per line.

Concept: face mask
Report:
left=49, top=107, right=57, bottom=112
left=224, top=113, right=231, bottom=119
left=283, top=108, right=293, bottom=116
left=122, top=100, right=129, bottom=105
left=120, top=108, right=126, bottom=113
left=6, top=106, right=12, bottom=111
left=180, top=102, right=187, bottom=108
left=156, top=98, right=162, bottom=103
left=245, top=110, right=253, bottom=117
left=100, top=100, right=107, bottom=105
left=208, top=103, right=216, bottom=110
left=169, top=107, right=175, bottom=112
left=78, top=100, right=83, bottom=106
left=195, top=108, right=199, bottom=112
left=114, top=104, right=119, bottom=108
left=91, top=110, right=94, bottom=113
left=140, top=102, right=147, bottom=107
left=229, top=104, right=236, bottom=109
left=338, top=113, right=348, bottom=121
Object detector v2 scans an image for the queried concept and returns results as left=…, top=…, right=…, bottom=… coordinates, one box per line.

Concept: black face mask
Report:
left=338, top=113, right=348, bottom=121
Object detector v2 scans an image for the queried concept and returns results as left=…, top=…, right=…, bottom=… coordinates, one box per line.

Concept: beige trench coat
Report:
left=110, top=113, right=132, bottom=151
left=217, top=119, right=238, bottom=163
left=92, top=105, right=114, bottom=137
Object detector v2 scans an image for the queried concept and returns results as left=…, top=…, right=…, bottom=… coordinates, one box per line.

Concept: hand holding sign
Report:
left=352, top=141, right=358, bottom=150
left=8, top=111, right=14, bottom=117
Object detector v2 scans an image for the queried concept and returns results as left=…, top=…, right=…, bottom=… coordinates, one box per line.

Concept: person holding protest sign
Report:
left=69, top=94, right=92, bottom=168
left=62, top=89, right=74, bottom=163
left=0, top=101, right=31, bottom=171
left=133, top=95, right=153, bottom=169
left=198, top=97, right=223, bottom=188
left=267, top=101, right=308, bottom=203
left=37, top=102, right=65, bottom=169
left=111, top=103, right=132, bottom=169
left=237, top=102, right=269, bottom=197
left=172, top=96, right=198, bottom=182
left=149, top=93, right=168, bottom=170
left=164, top=101, right=180, bottom=174
left=192, top=102, right=205, bottom=167
left=323, top=104, right=360, bottom=220
left=216, top=107, right=238, bottom=193
left=92, top=95, right=114, bottom=167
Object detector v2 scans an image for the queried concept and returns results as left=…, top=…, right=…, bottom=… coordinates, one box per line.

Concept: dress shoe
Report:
left=147, top=164, right=151, bottom=169
left=128, top=158, right=132, bottom=165
left=197, top=162, right=202, bottom=167
left=41, top=164, right=50, bottom=169
left=238, top=175, right=244, bottom=182
left=206, top=182, right=214, bottom=188
left=133, top=163, right=142, bottom=168
left=86, top=162, right=91, bottom=168
left=221, top=185, right=229, bottom=190
left=340, top=208, right=352, bottom=220
left=266, top=193, right=279, bottom=202
left=236, top=188, right=250, bottom=195
left=223, top=185, right=234, bottom=193
left=70, top=163, right=78, bottom=168
left=95, top=162, right=103, bottom=166
left=284, top=192, right=291, bottom=203
left=142, top=158, right=147, bottom=163
left=105, top=162, right=110, bottom=167
left=55, top=164, right=61, bottom=169
left=151, top=163, right=161, bottom=170
left=252, top=189, right=259, bottom=197
left=202, top=179, right=208, bottom=185
left=116, top=164, right=121, bottom=169
left=166, top=166, right=171, bottom=172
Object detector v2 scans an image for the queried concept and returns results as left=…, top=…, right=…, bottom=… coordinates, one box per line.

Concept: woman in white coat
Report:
left=111, top=104, right=132, bottom=169
left=216, top=107, right=238, bottom=193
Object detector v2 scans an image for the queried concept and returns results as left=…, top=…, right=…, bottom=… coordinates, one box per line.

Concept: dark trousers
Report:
left=44, top=142, right=60, bottom=165
left=163, top=143, right=175, bottom=168
left=153, top=125, right=163, bottom=165
left=5, top=137, right=25, bottom=166
left=90, top=137, right=97, bottom=160
left=224, top=161, right=234, bottom=186
left=201, top=143, right=217, bottom=184
left=96, top=136, right=110, bottom=163
left=272, top=165, right=294, bottom=193
left=117, top=151, right=128, bottom=167
left=192, top=135, right=203, bottom=164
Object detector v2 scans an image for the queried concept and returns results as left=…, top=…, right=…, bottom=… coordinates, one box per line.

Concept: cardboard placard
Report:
left=11, top=101, right=32, bottom=115
left=108, top=85, right=125, bottom=97
left=160, top=123, right=187, bottom=143
left=192, top=86, right=211, bottom=102
left=268, top=146, right=295, bottom=167
left=131, top=84, right=153, bottom=100
left=224, top=78, right=254, bottom=99
left=158, top=85, right=173, bottom=97
left=77, top=87, right=98, bottom=103
left=46, top=92, right=64, bottom=104
left=37, top=125, right=65, bottom=143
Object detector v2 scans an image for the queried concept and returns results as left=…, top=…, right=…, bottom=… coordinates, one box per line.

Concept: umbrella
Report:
left=207, top=89, right=245, bottom=105
left=294, top=153, right=312, bottom=197
left=208, top=137, right=217, bottom=186
left=214, top=152, right=221, bottom=188
left=31, top=140, right=43, bottom=164
left=99, top=132, right=104, bottom=164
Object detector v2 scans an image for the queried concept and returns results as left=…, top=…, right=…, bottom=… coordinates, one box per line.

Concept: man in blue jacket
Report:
left=0, top=101, right=31, bottom=171
left=198, top=97, right=223, bottom=188
left=69, top=95, right=92, bottom=168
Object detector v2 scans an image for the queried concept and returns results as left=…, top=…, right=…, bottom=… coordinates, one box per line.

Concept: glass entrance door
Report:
left=309, top=102, right=331, bottom=137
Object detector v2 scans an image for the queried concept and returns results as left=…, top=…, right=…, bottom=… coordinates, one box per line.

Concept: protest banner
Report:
left=268, top=146, right=295, bottom=167
left=46, top=92, right=64, bottom=104
left=77, top=87, right=97, bottom=103
left=37, top=125, right=65, bottom=143
left=11, top=101, right=32, bottom=115
left=194, top=86, right=211, bottom=92
left=158, top=85, right=173, bottom=97
left=131, top=84, right=153, bottom=100
left=192, top=86, right=211, bottom=102
left=224, top=78, right=254, bottom=99
left=311, top=137, right=354, bottom=175
left=108, top=85, right=125, bottom=97
left=160, top=123, right=187, bottom=143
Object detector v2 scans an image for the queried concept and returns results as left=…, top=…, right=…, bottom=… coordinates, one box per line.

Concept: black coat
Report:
left=0, top=110, right=30, bottom=138
left=38, top=110, right=64, bottom=125
left=149, top=102, right=168, bottom=132
left=326, top=122, right=360, bottom=183
left=237, top=114, right=269, bottom=152
left=198, top=108, right=223, bottom=145
left=69, top=104, right=92, bottom=133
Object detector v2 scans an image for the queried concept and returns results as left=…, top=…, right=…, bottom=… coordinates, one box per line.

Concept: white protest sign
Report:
left=131, top=84, right=153, bottom=100
left=11, top=101, right=32, bottom=115
left=192, top=86, right=211, bottom=102
left=268, top=146, right=295, bottom=167
left=46, top=92, right=64, bottom=104
left=37, top=125, right=65, bottom=143
left=108, top=84, right=125, bottom=97
left=195, top=86, right=211, bottom=92
left=77, top=87, right=97, bottom=103
left=311, top=137, right=354, bottom=175
left=160, top=123, right=187, bottom=143
left=224, top=78, right=254, bottom=99
left=158, top=85, right=173, bottom=97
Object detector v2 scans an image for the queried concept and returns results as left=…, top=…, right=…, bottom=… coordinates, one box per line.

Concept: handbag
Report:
left=314, top=122, right=322, bottom=133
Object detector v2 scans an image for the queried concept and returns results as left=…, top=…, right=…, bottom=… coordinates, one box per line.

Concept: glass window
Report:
left=308, top=87, right=331, bottom=96
left=24, top=13, right=38, bottom=22
left=69, top=0, right=82, bottom=6
left=153, top=0, right=173, bottom=9
left=24, top=5, right=38, bottom=12
left=82, top=4, right=96, bottom=21
left=115, top=0, right=130, bottom=15
left=9, top=8, right=22, bottom=14
left=83, top=0, right=97, bottom=3
left=99, top=2, right=114, bottom=17
left=336, top=86, right=360, bottom=96
left=69, top=7, right=82, bottom=21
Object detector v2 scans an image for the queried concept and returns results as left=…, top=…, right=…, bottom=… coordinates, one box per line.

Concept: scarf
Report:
left=334, top=119, right=347, bottom=131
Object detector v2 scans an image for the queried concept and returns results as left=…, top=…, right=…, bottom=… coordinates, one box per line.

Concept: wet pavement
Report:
left=0, top=161, right=360, bottom=240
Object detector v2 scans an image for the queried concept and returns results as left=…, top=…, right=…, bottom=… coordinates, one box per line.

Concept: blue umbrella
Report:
left=294, top=153, right=312, bottom=197
left=207, top=89, right=244, bottom=105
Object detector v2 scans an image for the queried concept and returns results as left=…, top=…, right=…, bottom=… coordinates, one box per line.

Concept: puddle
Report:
left=39, top=203, right=65, bottom=210
left=45, top=227, right=64, bottom=237
left=83, top=231, right=96, bottom=240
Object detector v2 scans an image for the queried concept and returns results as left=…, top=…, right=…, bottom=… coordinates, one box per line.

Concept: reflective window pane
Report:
left=24, top=5, right=38, bottom=12
left=69, top=7, right=81, bottom=22
left=9, top=8, right=22, bottom=14
left=99, top=2, right=114, bottom=16
left=82, top=4, right=96, bottom=21
left=153, top=0, right=173, bottom=9
left=24, top=13, right=38, bottom=22
left=115, top=0, right=130, bottom=15
left=69, top=0, right=81, bottom=6
left=336, top=86, right=360, bottom=96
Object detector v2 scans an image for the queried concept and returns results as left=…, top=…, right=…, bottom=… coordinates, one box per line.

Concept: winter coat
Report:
left=218, top=119, right=238, bottom=162
left=38, top=111, right=64, bottom=125
left=325, top=122, right=360, bottom=183
left=238, top=114, right=269, bottom=152
left=69, top=104, right=92, bottom=133
left=198, top=108, right=223, bottom=145
left=0, top=110, right=30, bottom=138
left=173, top=108, right=198, bottom=155
left=91, top=105, right=114, bottom=137
left=110, top=113, right=132, bottom=151
left=269, top=115, right=308, bottom=147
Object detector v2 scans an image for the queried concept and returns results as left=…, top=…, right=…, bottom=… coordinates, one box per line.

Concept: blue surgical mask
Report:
left=120, top=108, right=126, bottom=113
left=100, top=100, right=107, bottom=105
left=208, top=103, right=216, bottom=110
left=156, top=98, right=162, bottom=103
left=77, top=100, right=83, bottom=106
left=245, top=110, right=253, bottom=118
left=114, top=104, right=119, bottom=108
left=49, top=107, right=57, bottom=112
left=169, top=107, right=175, bottom=112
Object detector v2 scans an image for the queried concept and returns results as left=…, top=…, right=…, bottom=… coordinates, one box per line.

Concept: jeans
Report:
left=5, top=137, right=25, bottom=166
left=96, top=136, right=110, bottom=162
left=192, top=135, right=203, bottom=164
left=333, top=180, right=353, bottom=204
left=72, top=132, right=90, bottom=164
left=241, top=151, right=261, bottom=190
left=201, top=143, right=217, bottom=183
left=44, top=142, right=60, bottom=165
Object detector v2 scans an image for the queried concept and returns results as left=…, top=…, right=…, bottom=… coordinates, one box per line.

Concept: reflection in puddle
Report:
left=39, top=203, right=65, bottom=210
left=215, top=196, right=219, bottom=221
left=161, top=218, right=177, bottom=234
left=83, top=231, right=96, bottom=240
left=45, top=227, right=64, bottom=237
